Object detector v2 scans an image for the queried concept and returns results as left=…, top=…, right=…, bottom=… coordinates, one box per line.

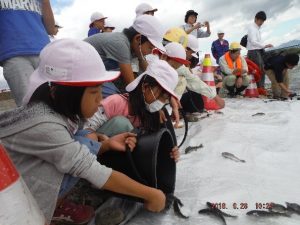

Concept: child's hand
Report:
left=101, top=132, right=137, bottom=153
left=170, top=146, right=180, bottom=162
left=97, top=133, right=109, bottom=142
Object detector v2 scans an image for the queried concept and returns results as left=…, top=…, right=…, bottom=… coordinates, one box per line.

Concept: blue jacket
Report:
left=88, top=27, right=100, bottom=37
left=211, top=39, right=229, bottom=64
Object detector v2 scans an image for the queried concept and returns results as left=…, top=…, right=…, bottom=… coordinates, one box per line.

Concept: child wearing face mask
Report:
left=83, top=60, right=180, bottom=162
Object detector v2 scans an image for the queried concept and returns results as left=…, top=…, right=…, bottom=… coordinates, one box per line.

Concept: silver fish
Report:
left=165, top=194, right=189, bottom=219
left=246, top=210, right=290, bottom=217
left=215, top=111, right=224, bottom=115
left=268, top=202, right=288, bottom=214
left=198, top=202, right=237, bottom=225
left=221, top=152, right=246, bottom=163
left=173, top=197, right=189, bottom=219
left=286, top=202, right=300, bottom=215
left=185, top=144, right=203, bottom=154
left=252, top=112, right=266, bottom=117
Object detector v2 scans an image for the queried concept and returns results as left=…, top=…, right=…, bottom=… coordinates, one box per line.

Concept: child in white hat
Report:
left=135, top=3, right=158, bottom=17
left=88, top=12, right=107, bottom=37
left=103, top=20, right=115, bottom=33
left=85, top=15, right=166, bottom=98
left=0, top=39, right=166, bottom=225
left=84, top=59, right=180, bottom=163
left=155, top=42, right=224, bottom=123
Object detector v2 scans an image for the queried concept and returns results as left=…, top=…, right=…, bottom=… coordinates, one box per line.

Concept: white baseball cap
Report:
left=135, top=3, right=158, bottom=17
left=187, top=34, right=200, bottom=58
left=132, top=15, right=166, bottom=52
left=217, top=29, right=225, bottom=34
left=90, top=12, right=107, bottom=26
left=165, top=42, right=190, bottom=65
left=104, top=20, right=115, bottom=29
left=126, top=59, right=179, bottom=100
left=23, top=39, right=120, bottom=105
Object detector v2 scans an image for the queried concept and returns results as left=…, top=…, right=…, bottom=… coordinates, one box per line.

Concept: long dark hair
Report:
left=30, top=82, right=86, bottom=122
left=128, top=75, right=161, bottom=132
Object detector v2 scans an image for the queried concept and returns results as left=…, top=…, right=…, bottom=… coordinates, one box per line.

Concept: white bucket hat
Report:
left=90, top=12, right=107, bottom=27
left=23, top=39, right=120, bottom=105
left=126, top=59, right=178, bottom=100
left=165, top=42, right=190, bottom=65
left=132, top=15, right=166, bottom=52
left=135, top=3, right=158, bottom=17
left=187, top=34, right=200, bottom=58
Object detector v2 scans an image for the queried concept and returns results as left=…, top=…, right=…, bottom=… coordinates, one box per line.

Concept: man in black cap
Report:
left=181, top=10, right=210, bottom=38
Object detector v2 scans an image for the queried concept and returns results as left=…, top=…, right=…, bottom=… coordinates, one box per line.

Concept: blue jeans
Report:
left=58, top=130, right=101, bottom=197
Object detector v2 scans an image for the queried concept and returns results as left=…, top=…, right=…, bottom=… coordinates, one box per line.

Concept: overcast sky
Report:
left=52, top=0, right=300, bottom=53
left=1, top=0, right=300, bottom=82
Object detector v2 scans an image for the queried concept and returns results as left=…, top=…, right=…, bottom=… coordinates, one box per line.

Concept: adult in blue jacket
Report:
left=211, top=30, right=229, bottom=64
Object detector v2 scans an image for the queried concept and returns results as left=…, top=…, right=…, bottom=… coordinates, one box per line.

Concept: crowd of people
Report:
left=0, top=1, right=299, bottom=225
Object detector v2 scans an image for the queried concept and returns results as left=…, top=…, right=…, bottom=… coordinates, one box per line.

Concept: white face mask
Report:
left=144, top=86, right=165, bottom=113
left=144, top=54, right=159, bottom=63
left=145, top=100, right=165, bottom=113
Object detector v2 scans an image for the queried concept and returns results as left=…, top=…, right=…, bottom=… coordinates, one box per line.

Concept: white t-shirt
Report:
left=247, top=23, right=265, bottom=50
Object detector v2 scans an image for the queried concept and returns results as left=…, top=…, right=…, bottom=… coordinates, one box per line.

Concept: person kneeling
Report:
left=219, top=42, right=250, bottom=97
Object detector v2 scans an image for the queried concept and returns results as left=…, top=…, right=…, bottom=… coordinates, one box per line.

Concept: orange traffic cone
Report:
left=201, top=54, right=220, bottom=110
left=0, top=144, right=46, bottom=225
left=244, top=74, right=259, bottom=98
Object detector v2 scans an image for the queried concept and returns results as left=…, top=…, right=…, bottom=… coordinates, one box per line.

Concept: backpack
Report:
left=240, top=35, right=248, bottom=48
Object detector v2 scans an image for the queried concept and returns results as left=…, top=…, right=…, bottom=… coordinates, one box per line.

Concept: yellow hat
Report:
left=229, top=42, right=241, bottom=50
left=163, top=27, right=188, bottom=48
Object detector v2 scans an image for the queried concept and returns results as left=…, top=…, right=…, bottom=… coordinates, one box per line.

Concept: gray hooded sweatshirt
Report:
left=0, top=102, right=112, bottom=223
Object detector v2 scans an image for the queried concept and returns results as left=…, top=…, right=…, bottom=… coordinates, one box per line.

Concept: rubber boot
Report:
left=226, top=85, right=236, bottom=98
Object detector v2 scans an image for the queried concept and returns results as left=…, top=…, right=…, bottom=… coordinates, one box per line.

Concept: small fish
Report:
left=198, top=202, right=237, bottom=225
left=286, top=202, right=300, bottom=215
left=268, top=203, right=288, bottom=214
left=252, top=112, right=266, bottom=117
left=221, top=152, right=246, bottom=163
left=197, top=113, right=210, bottom=120
left=246, top=210, right=290, bottom=217
left=215, top=111, right=224, bottom=115
left=264, top=97, right=289, bottom=102
left=173, top=196, right=189, bottom=219
left=199, top=208, right=227, bottom=225
left=185, top=144, right=203, bottom=154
